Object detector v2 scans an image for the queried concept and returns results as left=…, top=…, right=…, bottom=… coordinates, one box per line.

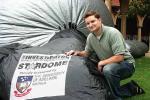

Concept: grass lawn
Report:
left=122, top=57, right=150, bottom=100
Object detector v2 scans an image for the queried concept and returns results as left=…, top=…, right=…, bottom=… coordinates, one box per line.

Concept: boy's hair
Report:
left=83, top=10, right=101, bottom=19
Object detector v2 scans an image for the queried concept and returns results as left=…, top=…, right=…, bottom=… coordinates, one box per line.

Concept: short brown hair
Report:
left=83, top=10, right=101, bottom=19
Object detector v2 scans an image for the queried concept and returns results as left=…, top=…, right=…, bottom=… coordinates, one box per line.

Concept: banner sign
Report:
left=10, top=53, right=71, bottom=100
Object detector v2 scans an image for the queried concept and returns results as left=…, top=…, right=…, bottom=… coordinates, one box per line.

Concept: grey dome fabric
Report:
left=0, top=0, right=113, bottom=47
left=0, top=30, right=108, bottom=100
left=125, top=40, right=149, bottom=58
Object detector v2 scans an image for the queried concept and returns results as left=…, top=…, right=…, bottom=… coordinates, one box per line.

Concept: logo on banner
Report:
left=14, top=76, right=33, bottom=97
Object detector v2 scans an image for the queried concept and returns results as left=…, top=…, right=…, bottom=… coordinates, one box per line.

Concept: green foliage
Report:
left=144, top=0, right=150, bottom=15
left=128, top=0, right=150, bottom=17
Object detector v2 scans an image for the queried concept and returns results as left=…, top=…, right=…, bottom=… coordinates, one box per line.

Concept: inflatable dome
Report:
left=0, top=0, right=113, bottom=100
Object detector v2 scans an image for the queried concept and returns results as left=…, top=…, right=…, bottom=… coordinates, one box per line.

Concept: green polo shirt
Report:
left=85, top=25, right=135, bottom=65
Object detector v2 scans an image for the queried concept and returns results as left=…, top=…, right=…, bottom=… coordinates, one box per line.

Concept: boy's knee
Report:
left=103, top=63, right=119, bottom=76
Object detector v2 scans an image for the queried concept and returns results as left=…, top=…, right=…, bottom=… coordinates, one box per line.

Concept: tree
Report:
left=128, top=0, right=150, bottom=41
left=128, top=0, right=150, bottom=17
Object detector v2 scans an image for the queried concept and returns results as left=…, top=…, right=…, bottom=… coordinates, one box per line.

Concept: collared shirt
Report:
left=85, top=25, right=135, bottom=66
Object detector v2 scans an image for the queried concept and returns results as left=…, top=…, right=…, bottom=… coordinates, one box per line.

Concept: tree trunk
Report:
left=121, top=14, right=127, bottom=38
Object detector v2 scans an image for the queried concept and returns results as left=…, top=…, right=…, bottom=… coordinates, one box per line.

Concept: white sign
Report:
left=10, top=53, right=71, bottom=100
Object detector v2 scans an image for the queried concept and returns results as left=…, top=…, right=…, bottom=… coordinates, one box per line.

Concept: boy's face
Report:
left=84, top=15, right=102, bottom=33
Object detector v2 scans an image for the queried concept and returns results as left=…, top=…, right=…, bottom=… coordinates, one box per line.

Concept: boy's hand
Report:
left=65, top=50, right=75, bottom=56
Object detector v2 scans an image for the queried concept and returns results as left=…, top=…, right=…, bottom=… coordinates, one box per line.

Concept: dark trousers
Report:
left=102, top=61, right=135, bottom=100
